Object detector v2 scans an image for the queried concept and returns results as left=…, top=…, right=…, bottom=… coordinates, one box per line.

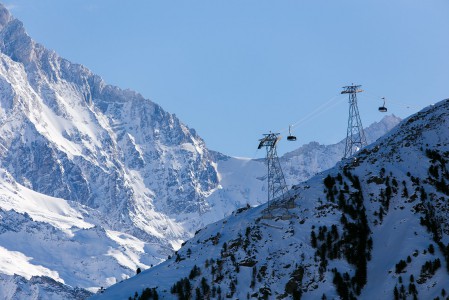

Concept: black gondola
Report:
left=287, top=125, right=297, bottom=141
left=378, top=97, right=388, bottom=112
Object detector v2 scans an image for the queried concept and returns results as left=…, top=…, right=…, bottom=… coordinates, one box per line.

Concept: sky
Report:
left=2, top=0, right=449, bottom=158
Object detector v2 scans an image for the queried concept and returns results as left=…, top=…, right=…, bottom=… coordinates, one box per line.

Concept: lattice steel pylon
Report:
left=258, top=133, right=289, bottom=210
left=342, top=84, right=367, bottom=158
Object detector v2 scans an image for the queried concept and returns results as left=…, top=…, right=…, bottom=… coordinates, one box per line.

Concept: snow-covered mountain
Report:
left=0, top=3, right=218, bottom=243
left=93, top=99, right=449, bottom=299
left=0, top=3, right=401, bottom=299
left=0, top=2, right=218, bottom=296
left=0, top=273, right=91, bottom=300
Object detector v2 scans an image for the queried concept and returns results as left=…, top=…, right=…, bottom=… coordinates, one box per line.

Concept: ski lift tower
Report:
left=258, top=133, right=289, bottom=212
left=342, top=84, right=367, bottom=158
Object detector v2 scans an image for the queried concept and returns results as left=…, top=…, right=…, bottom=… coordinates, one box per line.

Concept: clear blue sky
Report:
left=3, top=0, right=449, bottom=158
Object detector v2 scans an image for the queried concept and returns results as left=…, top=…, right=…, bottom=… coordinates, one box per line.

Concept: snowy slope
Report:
left=93, top=99, right=449, bottom=299
left=0, top=168, right=166, bottom=294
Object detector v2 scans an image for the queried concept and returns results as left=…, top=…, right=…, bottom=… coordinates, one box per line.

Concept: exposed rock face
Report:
left=0, top=4, right=219, bottom=296
left=0, top=4, right=219, bottom=244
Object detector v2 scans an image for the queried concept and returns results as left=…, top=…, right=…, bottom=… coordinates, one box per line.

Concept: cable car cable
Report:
left=276, top=93, right=344, bottom=135
left=364, top=91, right=420, bottom=110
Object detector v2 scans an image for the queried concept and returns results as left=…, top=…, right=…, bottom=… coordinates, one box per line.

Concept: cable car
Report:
left=378, top=97, right=388, bottom=112
left=287, top=125, right=297, bottom=141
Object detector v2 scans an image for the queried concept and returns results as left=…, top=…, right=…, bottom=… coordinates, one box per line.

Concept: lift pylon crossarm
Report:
left=258, top=133, right=281, bottom=149
left=341, top=85, right=363, bottom=94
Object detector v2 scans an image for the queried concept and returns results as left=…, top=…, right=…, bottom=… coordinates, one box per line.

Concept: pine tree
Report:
left=311, top=230, right=317, bottom=248
left=195, top=287, right=201, bottom=300
left=393, top=286, right=399, bottom=300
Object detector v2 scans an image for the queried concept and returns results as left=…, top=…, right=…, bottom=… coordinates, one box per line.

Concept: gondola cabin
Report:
left=287, top=125, right=297, bottom=141
left=379, top=97, right=388, bottom=112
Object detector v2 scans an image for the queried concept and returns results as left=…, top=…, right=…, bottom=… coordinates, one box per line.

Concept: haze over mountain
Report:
left=0, top=3, right=404, bottom=299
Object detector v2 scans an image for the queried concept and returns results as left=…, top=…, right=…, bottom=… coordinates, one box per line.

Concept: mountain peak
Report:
left=0, top=8, right=33, bottom=65
left=0, top=4, right=12, bottom=31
